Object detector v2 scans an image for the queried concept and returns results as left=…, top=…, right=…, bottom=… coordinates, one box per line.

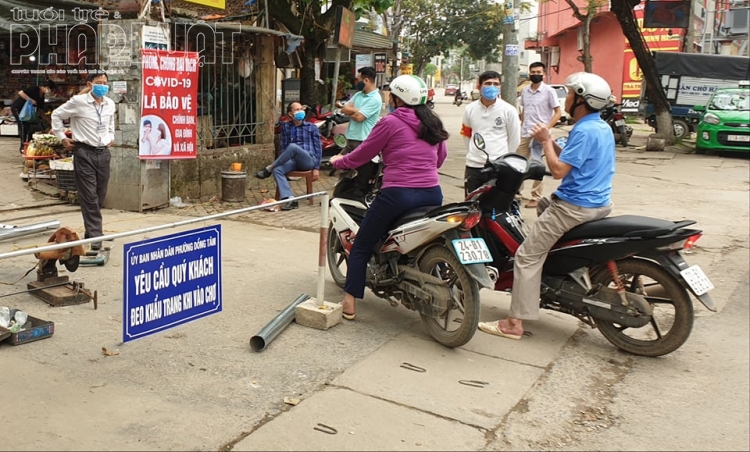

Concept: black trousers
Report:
left=74, top=144, right=111, bottom=239
left=10, top=106, right=41, bottom=152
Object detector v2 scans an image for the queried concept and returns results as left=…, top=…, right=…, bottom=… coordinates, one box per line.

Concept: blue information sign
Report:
left=123, top=225, right=222, bottom=342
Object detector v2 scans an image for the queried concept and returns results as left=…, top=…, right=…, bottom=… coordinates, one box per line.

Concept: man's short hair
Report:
left=478, top=70, right=501, bottom=85
left=358, top=67, right=377, bottom=83
left=86, top=71, right=108, bottom=82
left=42, top=79, right=57, bottom=90
left=287, top=101, right=301, bottom=113
left=529, top=62, right=546, bottom=71
left=143, top=119, right=152, bottom=126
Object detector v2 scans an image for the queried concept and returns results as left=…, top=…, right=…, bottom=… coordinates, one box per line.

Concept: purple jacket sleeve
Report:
left=332, top=118, right=389, bottom=169
left=437, top=140, right=447, bottom=168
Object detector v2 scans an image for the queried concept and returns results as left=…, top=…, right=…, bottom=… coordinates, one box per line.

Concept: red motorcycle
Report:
left=465, top=134, right=715, bottom=357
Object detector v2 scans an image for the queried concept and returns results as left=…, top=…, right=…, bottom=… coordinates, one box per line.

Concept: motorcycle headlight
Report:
left=703, top=113, right=721, bottom=125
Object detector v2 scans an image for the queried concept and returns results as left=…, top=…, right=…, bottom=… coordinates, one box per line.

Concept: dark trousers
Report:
left=464, top=166, right=488, bottom=196
left=345, top=186, right=443, bottom=299
left=74, top=144, right=111, bottom=239
left=10, top=106, right=39, bottom=152
left=342, top=139, right=363, bottom=155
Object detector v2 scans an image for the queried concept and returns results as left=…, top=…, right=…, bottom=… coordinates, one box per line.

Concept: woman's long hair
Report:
left=157, top=123, right=167, bottom=140
left=405, top=102, right=449, bottom=145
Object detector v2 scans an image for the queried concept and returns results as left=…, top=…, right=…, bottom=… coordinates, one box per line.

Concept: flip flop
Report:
left=342, top=312, right=356, bottom=321
left=478, top=321, right=522, bottom=340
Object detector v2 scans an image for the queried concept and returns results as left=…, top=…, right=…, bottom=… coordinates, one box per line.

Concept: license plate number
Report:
left=615, top=119, right=625, bottom=127
left=727, top=134, right=750, bottom=142
left=680, top=265, right=714, bottom=296
left=452, top=238, right=493, bottom=264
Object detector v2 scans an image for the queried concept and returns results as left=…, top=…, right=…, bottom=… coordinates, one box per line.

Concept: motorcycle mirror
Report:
left=333, top=134, right=347, bottom=148
left=473, top=133, right=491, bottom=165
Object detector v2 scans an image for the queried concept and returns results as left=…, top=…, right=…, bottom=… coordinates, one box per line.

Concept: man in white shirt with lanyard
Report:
left=52, top=71, right=116, bottom=251
left=517, top=62, right=561, bottom=208
left=460, top=70, right=521, bottom=195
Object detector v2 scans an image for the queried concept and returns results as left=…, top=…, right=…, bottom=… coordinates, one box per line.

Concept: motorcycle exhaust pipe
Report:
left=250, top=293, right=310, bottom=352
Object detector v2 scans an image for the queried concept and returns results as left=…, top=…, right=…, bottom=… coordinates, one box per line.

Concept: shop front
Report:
left=0, top=0, right=292, bottom=211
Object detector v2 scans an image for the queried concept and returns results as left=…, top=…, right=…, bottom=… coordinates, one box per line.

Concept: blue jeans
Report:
left=345, top=186, right=443, bottom=299
left=273, top=144, right=315, bottom=199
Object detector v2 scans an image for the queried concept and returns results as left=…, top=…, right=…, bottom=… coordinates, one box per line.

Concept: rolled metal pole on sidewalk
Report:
left=0, top=220, right=61, bottom=242
left=316, top=193, right=330, bottom=307
left=249, top=293, right=310, bottom=352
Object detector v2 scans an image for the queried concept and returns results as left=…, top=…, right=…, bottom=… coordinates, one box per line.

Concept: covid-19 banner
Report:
left=139, top=49, right=199, bottom=159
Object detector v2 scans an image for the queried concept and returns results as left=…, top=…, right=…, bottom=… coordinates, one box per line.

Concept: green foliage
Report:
left=398, top=0, right=505, bottom=74
left=422, top=63, right=438, bottom=77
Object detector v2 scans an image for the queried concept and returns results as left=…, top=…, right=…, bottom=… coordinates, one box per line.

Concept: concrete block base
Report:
left=294, top=299, right=342, bottom=330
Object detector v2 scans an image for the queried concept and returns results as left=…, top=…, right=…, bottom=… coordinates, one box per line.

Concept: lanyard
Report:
left=93, top=102, right=103, bottom=125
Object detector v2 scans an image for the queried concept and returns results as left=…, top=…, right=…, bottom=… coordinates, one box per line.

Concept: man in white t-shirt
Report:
left=460, top=70, right=521, bottom=195
left=517, top=62, right=561, bottom=208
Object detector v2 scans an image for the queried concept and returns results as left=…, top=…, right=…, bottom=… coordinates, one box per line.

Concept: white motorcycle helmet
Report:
left=389, top=75, right=429, bottom=106
left=564, top=72, right=612, bottom=111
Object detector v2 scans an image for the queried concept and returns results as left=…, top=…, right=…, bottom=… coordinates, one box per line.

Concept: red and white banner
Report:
left=139, top=49, right=199, bottom=159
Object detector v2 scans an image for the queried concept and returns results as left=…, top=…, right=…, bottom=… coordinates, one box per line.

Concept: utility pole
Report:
left=501, top=0, right=520, bottom=105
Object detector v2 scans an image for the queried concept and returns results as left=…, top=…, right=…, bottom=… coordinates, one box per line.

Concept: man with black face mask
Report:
left=340, top=66, right=381, bottom=155
left=517, top=62, right=561, bottom=208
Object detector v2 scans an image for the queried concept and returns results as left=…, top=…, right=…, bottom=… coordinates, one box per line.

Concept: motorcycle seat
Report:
left=558, top=215, right=697, bottom=242
left=391, top=203, right=473, bottom=228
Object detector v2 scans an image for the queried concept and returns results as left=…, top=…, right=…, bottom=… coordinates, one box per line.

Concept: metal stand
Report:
left=27, top=257, right=97, bottom=308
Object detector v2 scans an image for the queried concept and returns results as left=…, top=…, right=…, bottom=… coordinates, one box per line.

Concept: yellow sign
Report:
left=401, top=64, right=413, bottom=75
left=181, top=0, right=226, bottom=9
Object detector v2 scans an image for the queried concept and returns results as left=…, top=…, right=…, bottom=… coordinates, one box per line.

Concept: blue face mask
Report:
left=293, top=111, right=306, bottom=122
left=91, top=84, right=109, bottom=98
left=481, top=85, right=500, bottom=100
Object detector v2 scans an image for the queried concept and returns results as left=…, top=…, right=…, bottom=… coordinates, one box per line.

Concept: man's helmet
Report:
left=564, top=72, right=612, bottom=111
left=389, top=75, right=429, bottom=106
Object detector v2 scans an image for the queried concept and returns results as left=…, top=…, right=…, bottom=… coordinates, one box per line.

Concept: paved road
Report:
left=0, top=97, right=747, bottom=451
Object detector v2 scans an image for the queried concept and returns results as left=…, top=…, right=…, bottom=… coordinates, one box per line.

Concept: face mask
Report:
left=354, top=81, right=365, bottom=91
left=530, top=74, right=544, bottom=84
left=388, top=104, right=395, bottom=113
left=91, top=84, right=109, bottom=98
left=481, top=86, right=500, bottom=100
left=293, top=111, right=306, bottom=122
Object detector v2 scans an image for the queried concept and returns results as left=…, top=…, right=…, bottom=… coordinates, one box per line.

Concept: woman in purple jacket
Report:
left=329, top=75, right=449, bottom=320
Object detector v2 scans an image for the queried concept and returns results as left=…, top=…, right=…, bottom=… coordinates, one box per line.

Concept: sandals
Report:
left=342, top=312, right=356, bottom=321
left=478, top=321, right=523, bottom=340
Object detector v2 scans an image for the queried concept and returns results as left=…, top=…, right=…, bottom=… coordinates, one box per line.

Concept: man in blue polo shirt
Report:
left=340, top=66, right=381, bottom=154
left=478, top=72, right=616, bottom=340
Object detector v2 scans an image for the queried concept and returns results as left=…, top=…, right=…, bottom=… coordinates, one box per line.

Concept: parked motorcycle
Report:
left=426, top=88, right=435, bottom=109
left=327, top=163, right=494, bottom=348
left=600, top=101, right=633, bottom=147
left=465, top=134, right=715, bottom=357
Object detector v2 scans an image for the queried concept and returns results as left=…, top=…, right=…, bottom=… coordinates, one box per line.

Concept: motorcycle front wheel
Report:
left=591, top=258, right=694, bottom=357
left=418, top=246, right=480, bottom=348
left=327, top=225, right=348, bottom=288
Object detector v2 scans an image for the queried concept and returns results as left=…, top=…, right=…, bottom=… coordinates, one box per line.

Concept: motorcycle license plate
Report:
left=615, top=119, right=625, bottom=127
left=452, top=238, right=493, bottom=264
left=679, top=265, right=714, bottom=296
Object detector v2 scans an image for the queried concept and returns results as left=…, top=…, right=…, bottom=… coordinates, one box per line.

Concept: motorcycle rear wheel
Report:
left=418, top=246, right=480, bottom=348
left=591, top=258, right=694, bottom=357
left=619, top=125, right=629, bottom=147
left=327, top=225, right=348, bottom=288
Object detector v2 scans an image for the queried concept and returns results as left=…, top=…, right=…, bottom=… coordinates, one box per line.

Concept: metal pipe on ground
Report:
left=0, top=221, right=61, bottom=242
left=250, top=293, right=310, bottom=352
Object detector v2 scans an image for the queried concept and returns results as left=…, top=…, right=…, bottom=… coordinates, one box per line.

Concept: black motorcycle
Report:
left=600, top=102, right=633, bottom=147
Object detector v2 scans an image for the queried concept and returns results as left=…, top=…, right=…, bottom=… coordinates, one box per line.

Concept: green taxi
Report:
left=694, top=82, right=750, bottom=153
